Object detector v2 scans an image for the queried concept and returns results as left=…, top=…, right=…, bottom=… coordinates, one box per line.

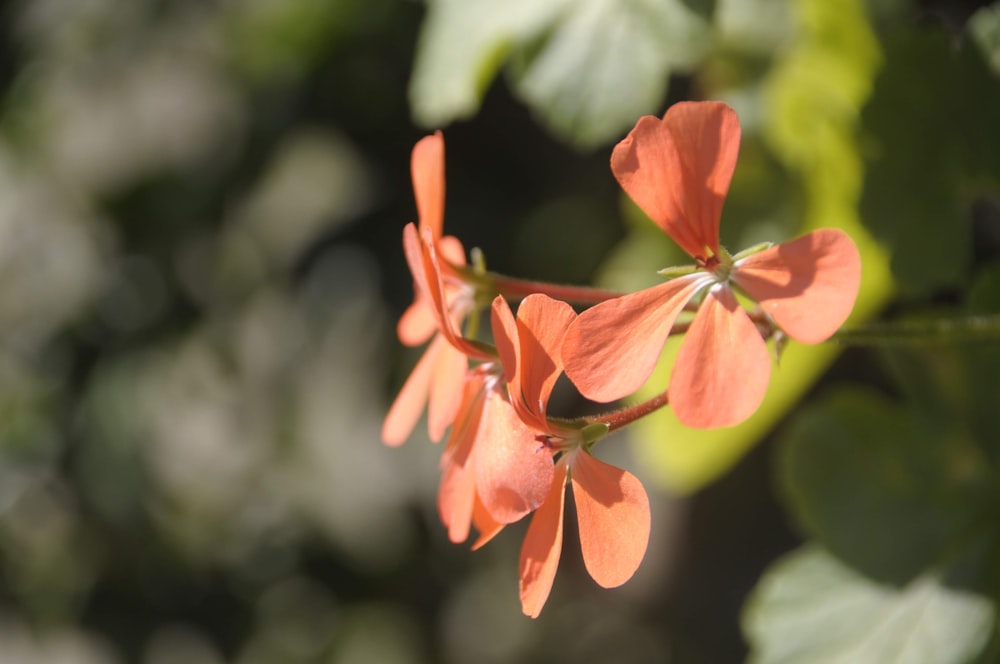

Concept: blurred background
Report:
left=0, top=0, right=999, bottom=662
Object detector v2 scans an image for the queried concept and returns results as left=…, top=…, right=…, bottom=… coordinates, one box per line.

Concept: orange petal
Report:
left=398, top=230, right=467, bottom=348
left=490, top=295, right=522, bottom=410
left=397, top=299, right=437, bottom=347
left=562, top=275, right=709, bottom=403
left=427, top=339, right=468, bottom=442
left=438, top=452, right=476, bottom=544
left=733, top=228, right=862, bottom=343
left=403, top=223, right=453, bottom=338
left=519, top=463, right=568, bottom=619
left=405, top=224, right=492, bottom=362
left=670, top=286, right=771, bottom=428
left=515, top=294, right=577, bottom=420
left=470, top=494, right=505, bottom=550
left=438, top=234, right=466, bottom=267
left=412, top=132, right=445, bottom=239
left=490, top=294, right=575, bottom=429
left=611, top=102, right=740, bottom=260
left=441, top=369, right=490, bottom=461
left=475, top=390, right=555, bottom=524
left=381, top=335, right=442, bottom=446
left=403, top=221, right=428, bottom=290
left=418, top=228, right=494, bottom=361
left=438, top=372, right=491, bottom=542
left=570, top=451, right=650, bottom=588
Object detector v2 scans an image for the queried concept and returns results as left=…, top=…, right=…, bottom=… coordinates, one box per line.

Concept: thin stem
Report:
left=833, top=314, right=1000, bottom=346
left=489, top=272, right=624, bottom=304
left=595, top=389, right=670, bottom=433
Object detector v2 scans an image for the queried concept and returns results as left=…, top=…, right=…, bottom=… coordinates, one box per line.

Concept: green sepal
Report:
left=732, top=241, right=773, bottom=262
left=580, top=421, right=610, bottom=445
left=657, top=264, right=697, bottom=279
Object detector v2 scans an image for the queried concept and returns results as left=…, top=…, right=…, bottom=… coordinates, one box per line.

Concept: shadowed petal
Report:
left=397, top=233, right=467, bottom=347
left=515, top=294, right=577, bottom=419
left=733, top=228, right=862, bottom=344
left=519, top=463, right=568, bottom=619
left=490, top=295, right=521, bottom=409
left=438, top=371, right=510, bottom=545
left=475, top=390, right=555, bottom=524
left=427, top=339, right=468, bottom=442
left=470, top=495, right=504, bottom=550
left=438, top=452, right=476, bottom=544
left=403, top=222, right=430, bottom=296
left=438, top=234, right=466, bottom=266
left=437, top=374, right=489, bottom=542
left=562, top=275, right=709, bottom=403
left=671, top=286, right=771, bottom=428
left=570, top=451, right=650, bottom=588
left=611, top=102, right=740, bottom=260
left=491, top=294, right=576, bottom=430
left=381, top=335, right=446, bottom=446
left=397, top=299, right=436, bottom=346
left=412, top=131, right=445, bottom=238
left=405, top=224, right=492, bottom=361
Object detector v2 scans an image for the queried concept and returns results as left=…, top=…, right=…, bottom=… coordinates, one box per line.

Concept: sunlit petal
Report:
left=671, top=286, right=771, bottom=428
left=418, top=227, right=492, bottom=361
left=611, top=102, right=739, bottom=260
left=490, top=295, right=521, bottom=408
left=475, top=390, right=555, bottom=524
left=381, top=335, right=443, bottom=446
left=515, top=294, right=577, bottom=419
left=402, top=222, right=430, bottom=297
left=519, top=463, right=568, bottom=619
left=562, top=275, right=709, bottom=403
left=570, top=451, right=650, bottom=588
left=438, top=234, right=466, bottom=267
left=733, top=228, right=862, bottom=343
left=427, top=339, right=468, bottom=442
left=397, top=299, right=437, bottom=346
left=470, top=495, right=505, bottom=550
left=436, top=372, right=490, bottom=541
left=491, top=294, right=576, bottom=429
left=438, top=453, right=476, bottom=544
left=411, top=131, right=445, bottom=238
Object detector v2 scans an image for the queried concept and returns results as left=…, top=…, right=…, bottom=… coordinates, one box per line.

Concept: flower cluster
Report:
left=383, top=101, right=862, bottom=617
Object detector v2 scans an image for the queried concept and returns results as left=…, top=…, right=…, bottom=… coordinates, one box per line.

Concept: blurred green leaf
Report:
left=409, top=0, right=570, bottom=127
left=714, top=0, right=794, bottom=55
left=778, top=389, right=988, bottom=584
left=970, top=4, right=1000, bottom=78
left=228, top=0, right=390, bottom=81
left=509, top=0, right=709, bottom=147
left=860, top=26, right=1000, bottom=296
left=879, top=261, right=1000, bottom=457
left=743, top=545, right=995, bottom=664
left=410, top=0, right=709, bottom=147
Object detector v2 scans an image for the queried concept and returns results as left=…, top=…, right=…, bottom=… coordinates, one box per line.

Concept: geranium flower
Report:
left=436, top=363, right=555, bottom=547
left=491, top=294, right=651, bottom=618
left=382, top=133, right=486, bottom=446
left=562, top=101, right=862, bottom=429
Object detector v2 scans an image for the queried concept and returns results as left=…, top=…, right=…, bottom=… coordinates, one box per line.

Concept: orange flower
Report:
left=436, top=362, right=557, bottom=547
left=382, top=133, right=487, bottom=446
left=562, top=101, right=862, bottom=429
left=491, top=294, right=651, bottom=618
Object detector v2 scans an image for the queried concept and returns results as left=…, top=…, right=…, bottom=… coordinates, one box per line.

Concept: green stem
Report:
left=833, top=314, right=1000, bottom=346
left=489, top=272, right=624, bottom=305
left=594, top=389, right=671, bottom=433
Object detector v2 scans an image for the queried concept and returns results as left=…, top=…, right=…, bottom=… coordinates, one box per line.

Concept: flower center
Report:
left=697, top=249, right=734, bottom=282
